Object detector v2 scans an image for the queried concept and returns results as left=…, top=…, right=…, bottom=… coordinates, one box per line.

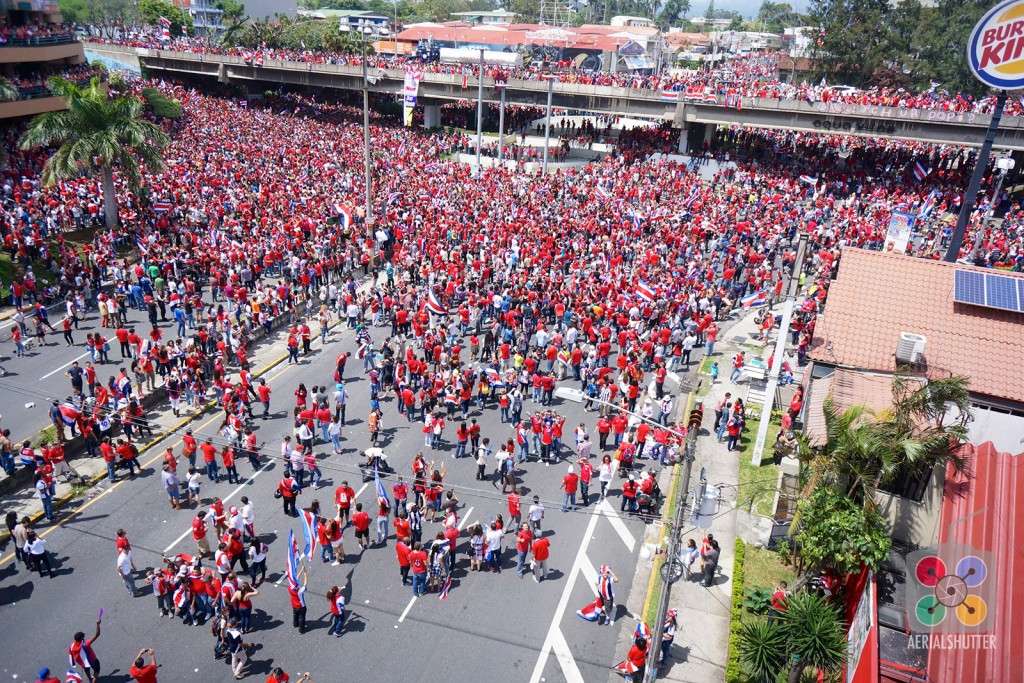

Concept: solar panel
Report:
left=985, top=273, right=1019, bottom=312
left=953, top=269, right=1024, bottom=314
left=953, top=270, right=985, bottom=306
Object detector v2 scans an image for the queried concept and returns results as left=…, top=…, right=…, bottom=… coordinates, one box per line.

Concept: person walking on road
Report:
left=326, top=585, right=348, bottom=637
left=191, top=511, right=211, bottom=557
left=117, top=547, right=137, bottom=597
left=288, top=564, right=309, bottom=634
left=598, top=564, right=619, bottom=626
left=531, top=533, right=550, bottom=583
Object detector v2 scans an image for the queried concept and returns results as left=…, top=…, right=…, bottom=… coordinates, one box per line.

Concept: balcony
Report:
left=0, top=94, right=67, bottom=119
left=0, top=36, right=84, bottom=64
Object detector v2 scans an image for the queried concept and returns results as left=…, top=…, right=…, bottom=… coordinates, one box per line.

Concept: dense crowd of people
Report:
left=87, top=35, right=1024, bottom=117
left=0, top=56, right=1022, bottom=680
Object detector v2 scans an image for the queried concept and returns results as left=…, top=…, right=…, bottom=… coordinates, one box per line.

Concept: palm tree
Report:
left=19, top=76, right=169, bottom=230
left=737, top=593, right=846, bottom=683
left=797, top=373, right=972, bottom=512
left=780, top=593, right=847, bottom=683
left=0, top=76, right=18, bottom=102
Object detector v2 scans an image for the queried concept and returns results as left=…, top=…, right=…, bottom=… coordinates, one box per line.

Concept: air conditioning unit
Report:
left=896, top=332, right=927, bottom=364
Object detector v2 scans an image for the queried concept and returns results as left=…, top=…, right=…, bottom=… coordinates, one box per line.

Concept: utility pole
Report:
left=497, top=84, right=506, bottom=170
left=360, top=28, right=375, bottom=269
left=945, top=90, right=1006, bottom=262
left=752, top=232, right=808, bottom=466
left=972, top=156, right=1015, bottom=260
left=474, top=47, right=485, bottom=178
left=542, top=75, right=553, bottom=175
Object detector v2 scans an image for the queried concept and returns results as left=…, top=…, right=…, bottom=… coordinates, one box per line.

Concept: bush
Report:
left=743, top=587, right=773, bottom=615
left=726, top=538, right=746, bottom=683
left=140, top=87, right=182, bottom=119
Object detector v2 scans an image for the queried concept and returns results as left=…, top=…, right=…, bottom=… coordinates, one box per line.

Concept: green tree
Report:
left=809, top=0, right=895, bottom=86
left=727, top=14, right=743, bottom=30
left=216, top=0, right=247, bottom=24
left=756, top=1, right=796, bottom=32
left=738, top=593, right=847, bottom=683
left=137, top=0, right=193, bottom=36
left=914, top=0, right=990, bottom=96
left=58, top=0, right=91, bottom=26
left=704, top=0, right=715, bottom=23
left=657, top=0, right=690, bottom=29
left=20, top=77, right=170, bottom=230
left=793, top=486, right=892, bottom=575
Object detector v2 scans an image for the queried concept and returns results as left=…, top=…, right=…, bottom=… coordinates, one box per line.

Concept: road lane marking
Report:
left=356, top=482, right=369, bottom=499
left=163, top=460, right=275, bottom=554
left=598, top=498, right=636, bottom=552
left=457, top=507, right=473, bottom=530
left=580, top=556, right=598, bottom=594
left=551, top=628, right=587, bottom=683
left=39, top=350, right=91, bottom=380
left=527, top=507, right=602, bottom=683
left=397, top=596, right=416, bottom=623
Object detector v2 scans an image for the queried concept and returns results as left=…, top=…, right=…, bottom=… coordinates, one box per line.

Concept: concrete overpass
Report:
left=86, top=43, right=1024, bottom=150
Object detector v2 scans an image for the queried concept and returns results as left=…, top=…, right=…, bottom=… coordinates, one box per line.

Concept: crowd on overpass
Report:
left=88, top=35, right=1024, bottom=117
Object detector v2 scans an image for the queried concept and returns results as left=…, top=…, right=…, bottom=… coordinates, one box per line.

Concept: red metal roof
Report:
left=929, top=442, right=1024, bottom=681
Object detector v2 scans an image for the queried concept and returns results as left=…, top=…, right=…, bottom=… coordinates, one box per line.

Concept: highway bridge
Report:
left=86, top=43, right=1024, bottom=151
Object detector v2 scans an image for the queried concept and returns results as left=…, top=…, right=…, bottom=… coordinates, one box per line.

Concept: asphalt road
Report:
left=0, top=299, right=162, bottom=437
left=0, top=317, right=668, bottom=682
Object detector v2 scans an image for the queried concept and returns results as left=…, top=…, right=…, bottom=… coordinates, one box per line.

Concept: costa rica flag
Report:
left=740, top=290, right=767, bottom=308
left=299, top=509, right=320, bottom=560
left=65, top=671, right=83, bottom=683
left=798, top=175, right=817, bottom=186
left=576, top=596, right=603, bottom=621
left=594, top=185, right=612, bottom=201
left=153, top=202, right=171, bottom=213
left=636, top=280, right=656, bottom=303
left=634, top=621, right=651, bottom=642
left=613, top=659, right=640, bottom=674
left=439, top=574, right=452, bottom=600
left=59, top=401, right=82, bottom=427
left=334, top=204, right=352, bottom=230
left=286, top=529, right=300, bottom=589
left=426, top=290, right=447, bottom=316
left=374, top=466, right=390, bottom=508
left=914, top=161, right=931, bottom=181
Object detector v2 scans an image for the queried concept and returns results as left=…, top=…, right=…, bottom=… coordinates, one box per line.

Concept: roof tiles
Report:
left=809, top=248, right=1024, bottom=402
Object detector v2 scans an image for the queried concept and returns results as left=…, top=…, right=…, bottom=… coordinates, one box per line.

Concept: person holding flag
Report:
left=613, top=635, right=649, bottom=683
left=287, top=561, right=308, bottom=634
left=598, top=564, right=619, bottom=625
left=326, top=585, right=347, bottom=636
left=374, top=462, right=392, bottom=545
left=67, top=619, right=101, bottom=683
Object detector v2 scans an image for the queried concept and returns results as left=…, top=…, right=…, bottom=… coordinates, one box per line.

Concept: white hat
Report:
left=567, top=465, right=574, bottom=473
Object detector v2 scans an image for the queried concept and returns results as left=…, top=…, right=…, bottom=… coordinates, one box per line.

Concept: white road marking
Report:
left=527, top=508, right=602, bottom=683
left=163, top=460, right=274, bottom=554
left=579, top=557, right=598, bottom=595
left=457, top=507, right=474, bottom=530
left=397, top=596, right=416, bottom=623
left=355, top=482, right=369, bottom=499
left=550, top=628, right=587, bottom=683
left=39, top=350, right=90, bottom=380
left=598, top=498, right=636, bottom=552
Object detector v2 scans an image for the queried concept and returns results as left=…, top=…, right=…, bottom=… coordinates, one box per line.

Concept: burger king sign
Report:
left=969, top=0, right=1024, bottom=89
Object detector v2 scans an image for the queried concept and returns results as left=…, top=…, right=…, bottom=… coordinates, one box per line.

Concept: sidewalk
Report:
left=654, top=309, right=772, bottom=682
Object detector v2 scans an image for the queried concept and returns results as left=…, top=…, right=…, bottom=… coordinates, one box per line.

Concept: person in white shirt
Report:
left=117, top=549, right=136, bottom=597
left=24, top=531, right=52, bottom=577
left=528, top=495, right=545, bottom=533
left=485, top=521, right=504, bottom=572
left=240, top=497, right=255, bottom=539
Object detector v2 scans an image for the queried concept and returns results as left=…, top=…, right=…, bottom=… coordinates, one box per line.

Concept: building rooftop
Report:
left=808, top=248, right=1024, bottom=402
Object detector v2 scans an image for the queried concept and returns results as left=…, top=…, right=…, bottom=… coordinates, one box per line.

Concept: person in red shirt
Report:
left=395, top=539, right=412, bottom=585
left=334, top=480, right=355, bottom=525
left=515, top=523, right=533, bottom=577
left=531, top=535, right=551, bottom=582
left=408, top=541, right=428, bottom=597
left=351, top=503, right=371, bottom=550
left=192, top=511, right=211, bottom=557
left=507, top=487, right=521, bottom=528
left=129, top=648, right=158, bottom=683
left=560, top=465, right=579, bottom=511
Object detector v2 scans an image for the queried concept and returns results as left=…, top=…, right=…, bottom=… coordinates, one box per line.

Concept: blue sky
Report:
left=686, top=0, right=811, bottom=21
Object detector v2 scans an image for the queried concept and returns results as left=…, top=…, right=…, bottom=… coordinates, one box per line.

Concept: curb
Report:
left=640, top=390, right=695, bottom=624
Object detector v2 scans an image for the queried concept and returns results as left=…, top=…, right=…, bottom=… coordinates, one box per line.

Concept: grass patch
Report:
left=0, top=252, right=58, bottom=300
left=742, top=545, right=796, bottom=591
left=33, top=425, right=58, bottom=448
left=736, top=411, right=783, bottom=517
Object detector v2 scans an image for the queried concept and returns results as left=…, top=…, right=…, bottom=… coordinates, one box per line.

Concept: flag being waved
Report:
left=286, top=529, right=301, bottom=589
left=299, top=509, right=320, bottom=561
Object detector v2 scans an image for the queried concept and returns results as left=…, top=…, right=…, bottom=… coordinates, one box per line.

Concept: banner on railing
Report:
left=403, top=70, right=421, bottom=127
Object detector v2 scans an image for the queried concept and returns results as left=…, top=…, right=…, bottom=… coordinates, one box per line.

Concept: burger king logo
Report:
left=969, top=0, right=1024, bottom=89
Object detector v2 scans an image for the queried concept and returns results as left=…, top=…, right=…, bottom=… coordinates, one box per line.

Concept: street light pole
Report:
left=542, top=75, right=553, bottom=175
left=360, top=29, right=375, bottom=269
left=475, top=48, right=485, bottom=178
left=497, top=84, right=506, bottom=169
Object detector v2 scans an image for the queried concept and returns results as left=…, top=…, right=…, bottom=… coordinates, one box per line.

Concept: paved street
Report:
left=0, top=314, right=667, bottom=682
left=0, top=298, right=160, bottom=436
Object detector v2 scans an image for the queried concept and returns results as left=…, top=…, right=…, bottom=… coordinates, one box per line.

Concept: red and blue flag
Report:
left=636, top=281, right=656, bottom=303
left=740, top=290, right=767, bottom=308
left=286, top=529, right=300, bottom=589
left=299, top=509, right=320, bottom=560
left=426, top=290, right=447, bottom=316
left=576, top=597, right=602, bottom=621
left=439, top=574, right=452, bottom=600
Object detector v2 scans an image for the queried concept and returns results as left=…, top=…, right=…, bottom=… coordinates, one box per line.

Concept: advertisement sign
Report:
left=968, top=0, right=1024, bottom=90
left=402, top=70, right=421, bottom=127
left=846, top=571, right=874, bottom=683
left=883, top=211, right=916, bottom=253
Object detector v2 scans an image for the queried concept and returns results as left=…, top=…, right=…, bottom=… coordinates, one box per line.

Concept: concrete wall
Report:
left=0, top=42, right=84, bottom=64
left=874, top=465, right=945, bottom=549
